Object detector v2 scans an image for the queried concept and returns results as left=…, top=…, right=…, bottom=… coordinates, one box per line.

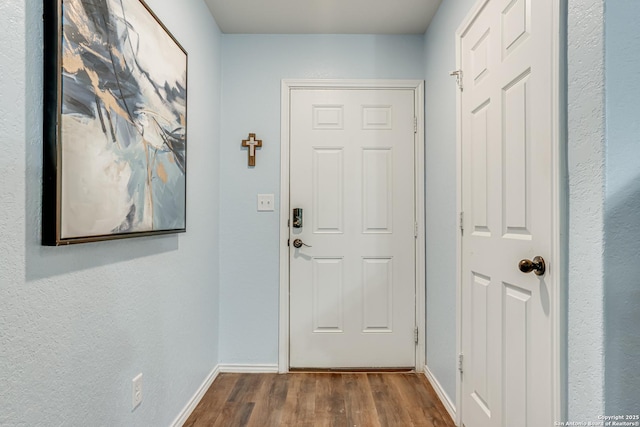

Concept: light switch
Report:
left=257, top=194, right=275, bottom=211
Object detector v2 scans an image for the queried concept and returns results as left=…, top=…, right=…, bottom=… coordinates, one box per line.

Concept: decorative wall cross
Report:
left=242, top=133, right=262, bottom=167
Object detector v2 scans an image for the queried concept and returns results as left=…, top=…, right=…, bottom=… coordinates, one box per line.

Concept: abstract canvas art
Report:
left=43, top=0, right=187, bottom=245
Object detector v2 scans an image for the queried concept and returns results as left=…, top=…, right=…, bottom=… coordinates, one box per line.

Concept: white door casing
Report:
left=456, top=0, right=563, bottom=426
left=279, top=80, right=426, bottom=372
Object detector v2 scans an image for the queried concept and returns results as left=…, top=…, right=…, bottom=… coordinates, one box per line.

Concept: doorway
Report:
left=279, top=80, right=426, bottom=371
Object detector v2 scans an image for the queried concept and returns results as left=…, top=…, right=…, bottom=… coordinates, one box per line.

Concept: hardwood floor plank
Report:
left=315, top=373, right=348, bottom=427
left=210, top=373, right=264, bottom=427
left=211, top=402, right=254, bottom=427
left=184, top=373, right=239, bottom=427
left=388, top=374, right=441, bottom=427
left=405, top=374, right=456, bottom=426
left=226, top=373, right=264, bottom=404
left=367, top=373, right=416, bottom=427
left=342, top=373, right=382, bottom=427
left=280, top=373, right=316, bottom=427
left=246, top=373, right=288, bottom=427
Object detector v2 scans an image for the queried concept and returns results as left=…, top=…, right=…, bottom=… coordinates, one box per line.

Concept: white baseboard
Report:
left=218, top=363, right=279, bottom=373
left=170, top=363, right=280, bottom=426
left=423, top=365, right=457, bottom=424
left=170, top=365, right=220, bottom=427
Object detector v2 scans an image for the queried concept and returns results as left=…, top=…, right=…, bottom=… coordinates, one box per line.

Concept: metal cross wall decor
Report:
left=242, top=133, right=262, bottom=166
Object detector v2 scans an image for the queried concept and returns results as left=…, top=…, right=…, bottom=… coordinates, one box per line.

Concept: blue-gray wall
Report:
left=567, top=0, right=607, bottom=420
left=2, top=0, right=636, bottom=423
left=604, top=0, right=640, bottom=415
left=218, top=34, right=425, bottom=364
left=423, top=0, right=477, bottom=405
left=0, top=0, right=222, bottom=425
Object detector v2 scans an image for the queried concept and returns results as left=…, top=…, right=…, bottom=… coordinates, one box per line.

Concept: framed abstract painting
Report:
left=43, top=0, right=187, bottom=245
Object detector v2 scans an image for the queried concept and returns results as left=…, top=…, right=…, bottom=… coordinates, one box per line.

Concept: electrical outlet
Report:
left=257, top=194, right=275, bottom=211
left=132, top=373, right=143, bottom=410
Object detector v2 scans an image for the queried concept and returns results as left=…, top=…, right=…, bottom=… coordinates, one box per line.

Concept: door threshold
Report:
left=289, top=367, right=414, bottom=373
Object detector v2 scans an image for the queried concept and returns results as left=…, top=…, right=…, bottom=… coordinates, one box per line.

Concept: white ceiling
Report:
left=204, top=0, right=442, bottom=35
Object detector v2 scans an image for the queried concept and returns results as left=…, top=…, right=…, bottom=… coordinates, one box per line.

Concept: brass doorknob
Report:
left=518, top=256, right=546, bottom=276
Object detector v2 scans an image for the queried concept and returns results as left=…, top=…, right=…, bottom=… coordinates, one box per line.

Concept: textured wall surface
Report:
left=604, top=0, right=640, bottom=415
left=219, top=34, right=425, bottom=364
left=567, top=0, right=606, bottom=420
left=0, top=0, right=222, bottom=425
left=1, top=0, right=624, bottom=422
left=422, top=0, right=477, bottom=406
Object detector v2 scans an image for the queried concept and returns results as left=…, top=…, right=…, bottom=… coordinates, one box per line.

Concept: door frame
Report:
left=454, top=1, right=566, bottom=425
left=279, top=79, right=426, bottom=373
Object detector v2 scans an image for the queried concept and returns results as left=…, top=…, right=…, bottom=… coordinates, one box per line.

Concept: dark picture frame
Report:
left=43, top=0, right=188, bottom=245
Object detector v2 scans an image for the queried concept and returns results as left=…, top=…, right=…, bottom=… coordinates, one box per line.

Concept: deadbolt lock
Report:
left=292, top=208, right=303, bottom=228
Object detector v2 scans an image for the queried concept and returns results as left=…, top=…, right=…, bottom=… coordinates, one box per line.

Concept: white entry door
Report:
left=459, top=0, right=558, bottom=426
left=288, top=88, right=417, bottom=369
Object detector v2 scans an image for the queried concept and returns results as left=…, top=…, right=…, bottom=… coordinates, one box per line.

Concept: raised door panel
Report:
left=472, top=29, right=491, bottom=85
left=312, top=105, right=344, bottom=130
left=362, top=148, right=393, bottom=234
left=503, top=282, right=531, bottom=427
left=362, top=257, right=393, bottom=332
left=312, top=258, right=344, bottom=333
left=502, top=71, right=532, bottom=239
left=470, top=272, right=492, bottom=418
left=501, top=0, right=530, bottom=58
left=313, top=148, right=344, bottom=234
left=362, top=105, right=393, bottom=130
left=472, top=101, right=491, bottom=237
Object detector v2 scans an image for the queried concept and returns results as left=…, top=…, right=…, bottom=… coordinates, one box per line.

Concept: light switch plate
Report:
left=257, top=194, right=275, bottom=211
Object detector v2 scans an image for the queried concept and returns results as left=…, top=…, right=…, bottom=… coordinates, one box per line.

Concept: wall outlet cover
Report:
left=132, top=373, right=143, bottom=410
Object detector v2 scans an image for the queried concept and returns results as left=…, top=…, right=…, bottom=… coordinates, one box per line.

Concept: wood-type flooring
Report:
left=184, top=372, right=455, bottom=427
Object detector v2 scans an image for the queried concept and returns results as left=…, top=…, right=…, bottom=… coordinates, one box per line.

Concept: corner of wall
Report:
left=566, top=0, right=606, bottom=420
left=422, top=0, right=478, bottom=406
left=602, top=0, right=640, bottom=415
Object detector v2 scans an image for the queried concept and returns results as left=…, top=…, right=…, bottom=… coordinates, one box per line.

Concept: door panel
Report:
left=460, top=0, right=555, bottom=426
left=313, top=148, right=344, bottom=233
left=289, top=89, right=416, bottom=369
left=503, top=70, right=531, bottom=237
left=470, top=272, right=491, bottom=413
left=312, top=257, right=344, bottom=332
left=362, top=257, right=394, bottom=332
left=362, top=148, right=393, bottom=233
left=471, top=100, right=491, bottom=235
left=503, top=282, right=531, bottom=427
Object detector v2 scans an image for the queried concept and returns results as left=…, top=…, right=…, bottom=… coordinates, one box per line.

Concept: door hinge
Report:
left=414, top=222, right=419, bottom=238
left=287, top=219, right=290, bottom=227
left=458, top=353, right=464, bottom=374
left=450, top=69, right=463, bottom=91
left=414, top=117, right=418, bottom=134
left=459, top=211, right=464, bottom=234
left=287, top=238, right=290, bottom=247
left=414, top=327, right=419, bottom=344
